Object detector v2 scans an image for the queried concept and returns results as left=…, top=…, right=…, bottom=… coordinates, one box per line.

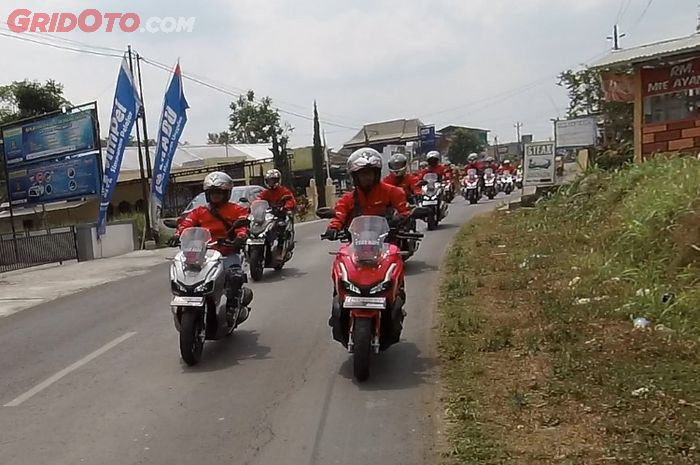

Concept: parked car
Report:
left=162, top=185, right=265, bottom=229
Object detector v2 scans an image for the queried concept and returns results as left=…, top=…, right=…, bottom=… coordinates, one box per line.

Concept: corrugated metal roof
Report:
left=103, top=143, right=273, bottom=172
left=591, top=32, right=700, bottom=69
left=343, top=118, right=423, bottom=148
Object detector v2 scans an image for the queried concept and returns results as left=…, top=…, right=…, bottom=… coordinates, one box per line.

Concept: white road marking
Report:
left=3, top=331, right=137, bottom=407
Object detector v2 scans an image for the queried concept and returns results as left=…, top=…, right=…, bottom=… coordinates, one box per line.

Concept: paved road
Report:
left=0, top=196, right=504, bottom=465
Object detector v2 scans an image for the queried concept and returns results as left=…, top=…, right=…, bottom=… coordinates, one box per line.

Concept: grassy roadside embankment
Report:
left=439, top=157, right=700, bottom=464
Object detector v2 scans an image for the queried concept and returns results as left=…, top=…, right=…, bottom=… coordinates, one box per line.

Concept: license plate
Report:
left=344, top=296, right=386, bottom=309
left=422, top=200, right=438, bottom=206
left=247, top=238, right=265, bottom=245
left=170, top=296, right=205, bottom=307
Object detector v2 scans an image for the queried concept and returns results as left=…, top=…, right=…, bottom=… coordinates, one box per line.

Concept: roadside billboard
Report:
left=7, top=153, right=101, bottom=206
left=0, top=103, right=102, bottom=208
left=555, top=117, right=597, bottom=148
left=523, top=141, right=555, bottom=186
left=2, top=110, right=98, bottom=166
left=419, top=125, right=436, bottom=153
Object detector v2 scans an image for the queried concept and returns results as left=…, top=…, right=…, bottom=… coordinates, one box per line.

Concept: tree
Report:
left=228, top=90, right=287, bottom=144
left=558, top=68, right=633, bottom=151
left=0, top=79, right=69, bottom=125
left=312, top=101, right=327, bottom=207
left=447, top=130, right=485, bottom=165
left=207, top=131, right=231, bottom=144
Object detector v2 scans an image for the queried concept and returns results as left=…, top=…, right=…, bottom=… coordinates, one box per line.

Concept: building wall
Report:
left=642, top=118, right=700, bottom=156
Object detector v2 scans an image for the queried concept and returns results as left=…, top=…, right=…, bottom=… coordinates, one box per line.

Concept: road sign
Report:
left=555, top=117, right=597, bottom=148
left=523, top=141, right=555, bottom=187
left=419, top=125, right=436, bottom=153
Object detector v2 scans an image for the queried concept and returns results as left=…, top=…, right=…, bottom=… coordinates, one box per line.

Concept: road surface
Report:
left=0, top=197, right=503, bottom=465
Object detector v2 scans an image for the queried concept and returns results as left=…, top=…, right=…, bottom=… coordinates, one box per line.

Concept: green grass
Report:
left=438, top=157, right=700, bottom=464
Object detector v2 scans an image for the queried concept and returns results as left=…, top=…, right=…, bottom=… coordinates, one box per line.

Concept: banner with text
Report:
left=98, top=56, right=142, bottom=235
left=150, top=62, right=189, bottom=230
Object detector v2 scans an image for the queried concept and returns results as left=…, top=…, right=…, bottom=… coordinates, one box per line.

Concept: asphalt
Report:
left=0, top=195, right=506, bottom=465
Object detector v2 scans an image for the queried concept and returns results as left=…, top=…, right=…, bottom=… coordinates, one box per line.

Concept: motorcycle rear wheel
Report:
left=180, top=311, right=204, bottom=366
left=353, top=318, right=372, bottom=382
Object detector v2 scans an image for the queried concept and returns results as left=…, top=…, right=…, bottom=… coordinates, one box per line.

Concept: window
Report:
left=644, top=88, right=700, bottom=124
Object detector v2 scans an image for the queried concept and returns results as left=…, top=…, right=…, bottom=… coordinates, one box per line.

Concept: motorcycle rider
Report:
left=323, top=147, right=410, bottom=335
left=383, top=153, right=421, bottom=204
left=484, top=156, right=500, bottom=173
left=419, top=150, right=448, bottom=181
left=464, top=153, right=484, bottom=175
left=258, top=168, right=297, bottom=251
left=172, top=171, right=253, bottom=324
left=498, top=159, right=516, bottom=175
left=325, top=148, right=410, bottom=237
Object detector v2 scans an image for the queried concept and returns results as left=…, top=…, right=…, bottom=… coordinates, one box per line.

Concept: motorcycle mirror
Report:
left=316, top=207, right=336, bottom=219
left=410, top=206, right=431, bottom=219
left=162, top=218, right=178, bottom=229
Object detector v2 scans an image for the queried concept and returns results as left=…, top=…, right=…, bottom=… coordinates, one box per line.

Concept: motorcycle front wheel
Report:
left=180, top=311, right=204, bottom=366
left=353, top=318, right=372, bottom=382
left=249, top=247, right=265, bottom=282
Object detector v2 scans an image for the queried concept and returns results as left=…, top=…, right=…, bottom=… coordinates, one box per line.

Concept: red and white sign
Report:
left=642, top=58, right=700, bottom=97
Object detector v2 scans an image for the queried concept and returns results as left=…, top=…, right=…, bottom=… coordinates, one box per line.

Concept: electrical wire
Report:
left=628, top=0, right=655, bottom=35
left=0, top=29, right=124, bottom=58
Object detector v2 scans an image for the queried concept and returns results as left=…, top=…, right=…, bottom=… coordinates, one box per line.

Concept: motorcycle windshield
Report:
left=348, top=216, right=390, bottom=264
left=250, top=200, right=270, bottom=225
left=180, top=227, right=211, bottom=267
left=484, top=168, right=494, bottom=179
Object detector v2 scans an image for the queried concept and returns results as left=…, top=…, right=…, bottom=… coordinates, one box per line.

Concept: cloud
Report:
left=0, top=0, right=697, bottom=149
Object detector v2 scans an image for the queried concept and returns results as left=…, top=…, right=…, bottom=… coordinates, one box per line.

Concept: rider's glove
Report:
left=168, top=235, right=180, bottom=247
left=323, top=228, right=339, bottom=241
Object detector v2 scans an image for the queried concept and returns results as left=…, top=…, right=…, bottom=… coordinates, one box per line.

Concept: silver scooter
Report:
left=170, top=223, right=252, bottom=365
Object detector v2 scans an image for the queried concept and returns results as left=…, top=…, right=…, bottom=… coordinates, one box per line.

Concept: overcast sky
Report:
left=0, top=0, right=697, bottom=150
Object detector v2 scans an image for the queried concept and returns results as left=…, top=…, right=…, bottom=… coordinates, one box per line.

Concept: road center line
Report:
left=3, top=331, right=137, bottom=407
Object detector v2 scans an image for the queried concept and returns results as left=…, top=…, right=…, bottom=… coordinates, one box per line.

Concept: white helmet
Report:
left=388, top=153, right=408, bottom=176
left=468, top=153, right=478, bottom=162
left=347, top=147, right=382, bottom=173
left=264, top=168, right=282, bottom=188
left=203, top=171, right=234, bottom=191
left=426, top=151, right=441, bottom=162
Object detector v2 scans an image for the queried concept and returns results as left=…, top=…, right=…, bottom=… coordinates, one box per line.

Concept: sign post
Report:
left=523, top=141, right=556, bottom=187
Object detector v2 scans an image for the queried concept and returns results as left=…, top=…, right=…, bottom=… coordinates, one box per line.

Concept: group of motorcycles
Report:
left=461, top=169, right=523, bottom=205
left=167, top=172, right=520, bottom=381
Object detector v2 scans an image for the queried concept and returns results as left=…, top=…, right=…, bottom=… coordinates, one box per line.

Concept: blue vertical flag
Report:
left=150, top=62, right=189, bottom=230
left=98, top=56, right=142, bottom=235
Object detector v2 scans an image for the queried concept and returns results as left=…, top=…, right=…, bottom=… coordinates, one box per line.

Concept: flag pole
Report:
left=127, top=45, right=152, bottom=245
left=322, top=129, right=331, bottom=180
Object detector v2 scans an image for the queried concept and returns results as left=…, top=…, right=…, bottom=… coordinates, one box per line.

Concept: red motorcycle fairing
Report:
left=331, top=242, right=405, bottom=303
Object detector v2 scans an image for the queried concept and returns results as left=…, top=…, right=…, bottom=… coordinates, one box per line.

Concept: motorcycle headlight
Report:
left=369, top=281, right=391, bottom=295
left=342, top=280, right=361, bottom=294
left=194, top=281, right=214, bottom=294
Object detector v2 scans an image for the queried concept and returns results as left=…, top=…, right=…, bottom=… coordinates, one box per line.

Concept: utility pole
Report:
left=514, top=122, right=523, bottom=160
left=607, top=24, right=626, bottom=51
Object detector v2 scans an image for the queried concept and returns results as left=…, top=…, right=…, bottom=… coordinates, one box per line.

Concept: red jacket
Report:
left=420, top=164, right=448, bottom=180
left=329, top=182, right=410, bottom=231
left=177, top=202, right=250, bottom=255
left=498, top=165, right=516, bottom=175
left=258, top=186, right=296, bottom=211
left=383, top=173, right=421, bottom=199
left=464, top=162, right=484, bottom=175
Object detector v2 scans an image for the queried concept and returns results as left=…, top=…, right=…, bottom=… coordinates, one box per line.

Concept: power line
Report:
left=0, top=29, right=123, bottom=58
left=0, top=27, right=362, bottom=131
left=628, top=0, right=655, bottom=35
left=138, top=56, right=360, bottom=131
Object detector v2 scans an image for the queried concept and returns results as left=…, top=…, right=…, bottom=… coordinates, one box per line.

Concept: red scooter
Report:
left=318, top=208, right=428, bottom=382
